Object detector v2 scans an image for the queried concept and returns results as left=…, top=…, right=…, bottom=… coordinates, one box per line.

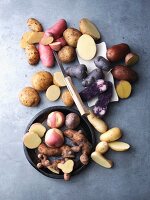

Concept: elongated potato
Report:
left=108, top=141, right=130, bottom=151
left=23, top=131, right=41, bottom=149
left=91, top=151, right=113, bottom=168
left=77, top=34, right=96, bottom=60
left=27, top=18, right=43, bottom=32
left=27, top=32, right=44, bottom=44
left=29, top=123, right=46, bottom=138
left=25, top=44, right=40, bottom=65
left=95, top=141, right=109, bottom=154
left=100, top=127, right=122, bottom=142
left=87, top=112, right=108, bottom=133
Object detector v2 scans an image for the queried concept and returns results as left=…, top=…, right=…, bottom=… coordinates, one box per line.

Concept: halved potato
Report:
left=23, top=131, right=41, bottom=149
left=29, top=123, right=46, bottom=138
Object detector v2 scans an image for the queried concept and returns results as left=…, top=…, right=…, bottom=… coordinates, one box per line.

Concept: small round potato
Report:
left=19, top=87, right=40, bottom=107
left=31, top=71, right=53, bottom=91
left=63, top=28, right=82, bottom=47
left=58, top=46, right=76, bottom=63
left=27, top=18, right=43, bottom=32
left=61, top=89, right=74, bottom=107
left=65, top=113, right=80, bottom=129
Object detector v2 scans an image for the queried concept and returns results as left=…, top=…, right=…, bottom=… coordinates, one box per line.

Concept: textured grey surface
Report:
left=0, top=0, right=150, bottom=199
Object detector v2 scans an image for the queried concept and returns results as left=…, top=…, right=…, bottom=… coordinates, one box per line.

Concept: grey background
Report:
left=0, top=0, right=149, bottom=199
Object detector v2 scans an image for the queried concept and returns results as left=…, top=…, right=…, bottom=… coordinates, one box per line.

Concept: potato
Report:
left=58, top=46, right=76, bottom=63
left=45, top=128, right=64, bottom=147
left=29, top=123, right=46, bottom=138
left=40, top=35, right=54, bottom=45
left=25, top=44, right=40, bottom=65
left=125, top=53, right=139, bottom=66
left=27, top=18, right=43, bottom=32
left=27, top=32, right=44, bottom=44
left=49, top=42, right=62, bottom=51
left=95, top=141, right=109, bottom=154
left=32, top=71, right=53, bottom=91
left=19, top=87, right=40, bottom=107
left=23, top=131, right=41, bottom=149
left=108, top=141, right=130, bottom=151
left=63, top=28, right=82, bottom=47
left=112, top=65, right=138, bottom=82
left=116, top=80, right=132, bottom=99
left=65, top=113, right=80, bottom=129
left=58, top=160, right=74, bottom=173
left=46, top=85, right=61, bottom=101
left=47, top=111, right=65, bottom=128
left=106, top=43, right=130, bottom=62
left=77, top=34, right=96, bottom=60
left=53, top=72, right=66, bottom=87
left=61, top=89, right=74, bottom=107
left=56, top=37, right=67, bottom=47
left=91, top=151, right=113, bottom=168
left=79, top=18, right=100, bottom=40
left=47, top=166, right=59, bottom=174
left=20, top=31, right=32, bottom=48
left=100, top=127, right=122, bottom=142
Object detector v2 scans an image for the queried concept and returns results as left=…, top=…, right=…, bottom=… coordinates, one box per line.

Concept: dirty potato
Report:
left=58, top=46, right=76, bottom=63
left=27, top=18, right=43, bottom=32
left=63, top=28, right=82, bottom=47
left=25, top=44, right=40, bottom=65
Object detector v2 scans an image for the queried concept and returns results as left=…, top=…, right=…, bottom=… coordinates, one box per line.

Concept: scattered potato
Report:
left=125, top=53, right=139, bottom=66
left=23, top=131, right=41, bottom=149
left=58, top=160, right=74, bottom=173
left=32, top=71, right=53, bottom=91
left=53, top=72, right=66, bottom=87
left=95, top=141, right=109, bottom=154
left=47, top=166, right=59, bottom=174
left=46, top=85, right=61, bottom=101
left=116, top=80, right=132, bottom=99
left=40, top=36, right=54, bottom=45
left=49, top=42, right=62, bottom=51
left=108, top=141, right=130, bottom=151
left=27, top=32, right=44, bottom=44
left=20, top=31, right=32, bottom=48
left=61, top=89, right=74, bottom=107
left=91, top=151, right=113, bottom=168
left=25, top=44, right=40, bottom=65
left=100, top=127, right=122, bottom=142
left=63, top=27, right=82, bottom=47
left=19, top=87, right=40, bottom=107
left=58, top=46, right=76, bottom=63
left=29, top=123, right=46, bottom=138
left=27, top=18, right=43, bottom=32
left=77, top=34, right=96, bottom=60
left=79, top=18, right=100, bottom=40
left=65, top=113, right=80, bottom=129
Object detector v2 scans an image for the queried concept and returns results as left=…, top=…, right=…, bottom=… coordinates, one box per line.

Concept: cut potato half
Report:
left=29, top=123, right=46, bottom=138
left=23, top=131, right=41, bottom=149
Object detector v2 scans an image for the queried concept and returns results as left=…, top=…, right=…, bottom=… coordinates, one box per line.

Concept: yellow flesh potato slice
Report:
left=57, top=160, right=74, bottom=173
left=29, top=123, right=46, bottom=138
left=53, top=72, right=66, bottom=87
left=116, top=80, right=132, bottom=99
left=23, top=131, right=41, bottom=149
left=27, top=32, right=44, bottom=44
left=46, top=85, right=61, bottom=101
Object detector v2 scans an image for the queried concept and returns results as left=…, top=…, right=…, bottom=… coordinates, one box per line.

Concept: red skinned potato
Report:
left=106, top=43, right=130, bottom=62
left=56, top=37, right=67, bottom=47
left=112, top=65, right=138, bottom=82
left=46, top=19, right=67, bottom=40
left=49, top=42, right=62, bottom=51
left=47, top=111, right=65, bottom=128
left=38, top=43, right=54, bottom=67
left=45, top=128, right=64, bottom=147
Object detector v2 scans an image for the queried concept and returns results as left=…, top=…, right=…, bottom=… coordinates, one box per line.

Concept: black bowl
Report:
left=24, top=106, right=96, bottom=179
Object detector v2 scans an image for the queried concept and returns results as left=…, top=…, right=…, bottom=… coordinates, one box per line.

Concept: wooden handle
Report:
left=65, top=76, right=89, bottom=116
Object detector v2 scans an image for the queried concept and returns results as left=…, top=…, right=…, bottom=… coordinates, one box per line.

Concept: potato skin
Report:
left=27, top=18, right=43, bottom=32
left=25, top=44, right=40, bottom=65
left=19, top=87, right=40, bottom=107
left=106, top=43, right=130, bottom=62
left=32, top=71, right=53, bottom=91
left=58, top=46, right=76, bottom=63
left=112, top=65, right=138, bottom=82
left=61, top=90, right=74, bottom=107
left=63, top=28, right=82, bottom=47
left=65, top=113, right=80, bottom=129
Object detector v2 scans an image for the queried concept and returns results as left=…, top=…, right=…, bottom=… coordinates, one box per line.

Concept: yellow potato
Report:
left=25, top=44, right=40, bottom=65
left=23, top=131, right=41, bottom=149
left=27, top=32, right=44, bottom=44
left=108, top=141, right=130, bottom=151
left=61, top=89, right=74, bottom=107
left=58, top=46, right=76, bottom=63
left=95, top=141, right=109, bottom=154
left=46, top=85, right=61, bottom=101
left=53, top=72, right=66, bottom=87
left=57, top=160, right=74, bottom=173
left=47, top=166, right=59, bottom=174
left=27, top=18, right=43, bottom=32
left=116, top=80, right=132, bottom=99
left=100, top=127, right=122, bottom=142
left=29, top=123, right=46, bottom=138
left=63, top=28, right=82, bottom=47
left=20, top=31, right=32, bottom=48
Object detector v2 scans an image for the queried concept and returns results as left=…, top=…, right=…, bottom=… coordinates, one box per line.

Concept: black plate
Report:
left=24, top=106, right=96, bottom=179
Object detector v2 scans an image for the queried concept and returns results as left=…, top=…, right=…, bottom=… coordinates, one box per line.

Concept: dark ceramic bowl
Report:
left=24, top=106, right=96, bottom=179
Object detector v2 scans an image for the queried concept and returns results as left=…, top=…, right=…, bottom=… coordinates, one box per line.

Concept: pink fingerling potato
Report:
left=49, top=42, right=62, bottom=51
left=45, top=128, right=64, bottom=147
left=56, top=37, right=67, bottom=47
left=47, top=111, right=65, bottom=128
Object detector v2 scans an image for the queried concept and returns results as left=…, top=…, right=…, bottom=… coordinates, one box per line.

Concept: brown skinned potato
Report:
left=27, top=18, right=43, bottom=32
left=112, top=65, right=138, bottom=82
left=25, top=44, right=40, bottom=65
left=63, top=28, right=82, bottom=47
left=106, top=43, right=130, bottom=62
left=58, top=46, right=76, bottom=63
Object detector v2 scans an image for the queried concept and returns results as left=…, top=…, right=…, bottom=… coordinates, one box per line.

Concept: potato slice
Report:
left=29, top=123, right=46, bottom=138
left=100, top=127, right=122, bottom=142
left=23, top=131, right=41, bottom=149
left=116, top=80, right=132, bottom=99
left=47, top=166, right=60, bottom=174
left=53, top=72, right=66, bottom=87
left=57, top=160, right=74, bottom=173
left=46, top=85, right=61, bottom=101
left=20, top=32, right=32, bottom=48
left=27, top=32, right=44, bottom=44
left=108, top=141, right=130, bottom=151
left=79, top=18, right=100, bottom=40
left=91, top=151, right=113, bottom=168
left=125, top=53, right=139, bottom=66
left=40, top=36, right=54, bottom=45
left=77, top=34, right=96, bottom=60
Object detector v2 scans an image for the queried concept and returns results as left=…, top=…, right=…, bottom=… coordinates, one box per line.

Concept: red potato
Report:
left=46, top=19, right=67, bottom=40
left=56, top=37, right=67, bottom=47
left=38, top=43, right=54, bottom=67
left=49, top=42, right=62, bottom=51
left=47, top=111, right=65, bottom=128
left=45, top=128, right=64, bottom=147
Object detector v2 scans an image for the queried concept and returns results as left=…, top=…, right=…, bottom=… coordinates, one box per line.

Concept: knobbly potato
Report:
left=112, top=65, right=138, bottom=82
left=100, top=127, right=122, bottom=142
left=63, top=28, right=82, bottom=47
left=32, top=71, right=53, bottom=91
left=25, top=44, right=40, bottom=65
left=125, top=53, right=139, bottom=66
left=95, top=141, right=109, bottom=154
left=116, top=80, right=132, bottom=99
left=27, top=18, right=43, bottom=32
left=19, top=87, right=40, bottom=107
left=23, top=131, right=41, bottom=149
left=58, top=46, right=76, bottom=63
left=61, top=89, right=74, bottom=107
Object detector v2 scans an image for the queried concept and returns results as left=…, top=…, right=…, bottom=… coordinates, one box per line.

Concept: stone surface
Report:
left=0, top=0, right=150, bottom=199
